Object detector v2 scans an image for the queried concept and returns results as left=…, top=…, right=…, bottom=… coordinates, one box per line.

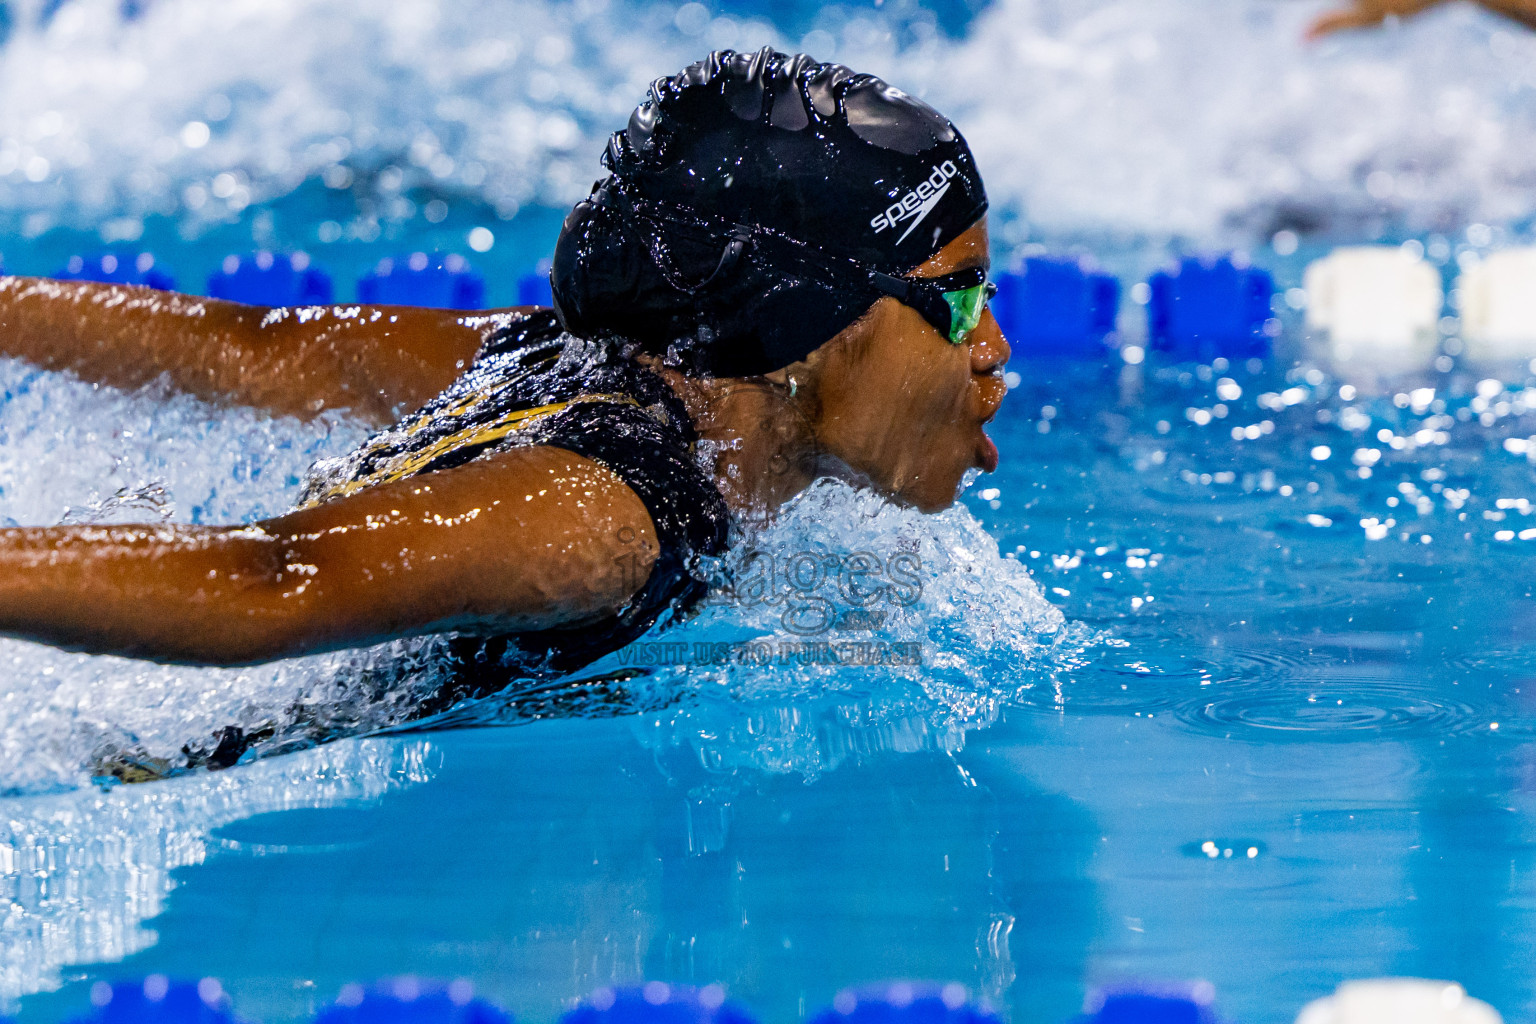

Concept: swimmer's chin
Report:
left=881, top=471, right=982, bottom=515
left=738, top=458, right=979, bottom=517
left=897, top=465, right=998, bottom=514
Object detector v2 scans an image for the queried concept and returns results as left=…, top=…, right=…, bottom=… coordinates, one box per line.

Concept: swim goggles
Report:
left=869, top=266, right=997, bottom=346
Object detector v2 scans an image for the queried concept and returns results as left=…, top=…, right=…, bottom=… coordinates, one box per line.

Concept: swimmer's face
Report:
left=791, top=219, right=1009, bottom=512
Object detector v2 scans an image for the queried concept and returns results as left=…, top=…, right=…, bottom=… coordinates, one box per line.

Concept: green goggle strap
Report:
left=870, top=268, right=995, bottom=345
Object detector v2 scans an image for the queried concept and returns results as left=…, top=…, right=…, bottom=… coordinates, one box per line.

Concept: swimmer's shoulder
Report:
left=474, top=307, right=567, bottom=361
left=455, top=308, right=649, bottom=402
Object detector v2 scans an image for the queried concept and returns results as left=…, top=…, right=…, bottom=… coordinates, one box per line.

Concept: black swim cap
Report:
left=551, top=47, right=988, bottom=377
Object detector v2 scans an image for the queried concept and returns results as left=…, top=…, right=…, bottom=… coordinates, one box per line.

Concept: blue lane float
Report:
left=561, top=984, right=757, bottom=1024
left=809, top=982, right=1001, bottom=1024
left=314, top=979, right=510, bottom=1024
left=45, top=975, right=1514, bottom=1024
left=59, top=240, right=1536, bottom=371
left=54, top=252, right=175, bottom=291
left=68, top=977, right=233, bottom=1024
left=206, top=251, right=333, bottom=306
left=1078, top=982, right=1221, bottom=1024
left=356, top=252, right=484, bottom=309
left=992, top=256, right=1120, bottom=358
left=1147, top=255, right=1275, bottom=362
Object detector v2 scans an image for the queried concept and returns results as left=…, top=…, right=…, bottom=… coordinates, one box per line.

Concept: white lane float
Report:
left=1296, top=979, right=1502, bottom=1024
left=1303, top=246, right=1443, bottom=369
left=1458, top=247, right=1536, bottom=364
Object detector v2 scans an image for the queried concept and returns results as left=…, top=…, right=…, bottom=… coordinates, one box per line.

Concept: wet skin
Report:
left=1305, top=0, right=1536, bottom=37
left=0, top=275, right=488, bottom=424
left=662, top=220, right=1008, bottom=516
left=777, top=219, right=1009, bottom=513
left=0, top=218, right=1004, bottom=664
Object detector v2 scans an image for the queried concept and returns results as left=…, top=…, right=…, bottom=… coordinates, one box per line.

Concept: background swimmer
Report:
left=1307, top=0, right=1536, bottom=37
left=0, top=50, right=1007, bottom=709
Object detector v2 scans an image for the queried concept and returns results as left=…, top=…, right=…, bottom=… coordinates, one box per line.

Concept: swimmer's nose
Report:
left=970, top=309, right=1010, bottom=376
left=971, top=310, right=1009, bottom=421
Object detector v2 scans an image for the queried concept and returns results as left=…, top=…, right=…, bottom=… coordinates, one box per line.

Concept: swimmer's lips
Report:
left=974, top=371, right=1005, bottom=473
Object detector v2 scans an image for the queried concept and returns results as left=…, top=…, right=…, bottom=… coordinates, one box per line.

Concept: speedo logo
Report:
left=869, top=160, right=959, bottom=245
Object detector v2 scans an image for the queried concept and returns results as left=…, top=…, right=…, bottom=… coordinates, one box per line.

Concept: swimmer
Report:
left=1307, top=0, right=1536, bottom=38
left=0, top=49, right=1008, bottom=729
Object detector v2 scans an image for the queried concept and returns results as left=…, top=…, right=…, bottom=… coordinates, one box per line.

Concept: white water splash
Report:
left=0, top=357, right=366, bottom=525
left=0, top=0, right=755, bottom=236
left=2, top=0, right=1535, bottom=246
left=614, top=478, right=1087, bottom=781
left=0, top=359, right=1079, bottom=795
left=0, top=737, right=439, bottom=1005
left=0, top=360, right=462, bottom=796
left=899, top=0, right=1536, bottom=246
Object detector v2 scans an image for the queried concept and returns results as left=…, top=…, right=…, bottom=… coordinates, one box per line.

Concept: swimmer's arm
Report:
left=0, top=276, right=536, bottom=424
left=0, top=446, right=659, bottom=665
left=1306, top=0, right=1536, bottom=37
left=1471, top=0, right=1536, bottom=28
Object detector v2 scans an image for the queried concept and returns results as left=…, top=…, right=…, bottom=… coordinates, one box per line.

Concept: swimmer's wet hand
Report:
left=1305, top=0, right=1443, bottom=39
left=1306, top=0, right=1536, bottom=38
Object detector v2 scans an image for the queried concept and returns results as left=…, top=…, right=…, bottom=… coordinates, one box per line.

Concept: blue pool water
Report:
left=4, top=0, right=1536, bottom=1022
left=6, top=353, right=1536, bottom=1024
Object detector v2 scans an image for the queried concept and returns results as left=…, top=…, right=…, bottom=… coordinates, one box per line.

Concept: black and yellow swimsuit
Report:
left=90, top=314, right=731, bottom=781
left=299, top=309, right=731, bottom=701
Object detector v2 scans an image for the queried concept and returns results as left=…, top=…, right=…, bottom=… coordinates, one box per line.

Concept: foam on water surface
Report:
left=0, top=358, right=433, bottom=796
left=5, top=1, right=1536, bottom=1018
left=1, top=0, right=1535, bottom=248
left=0, top=357, right=365, bottom=526
left=0, top=352, right=1083, bottom=795
left=593, top=477, right=1094, bottom=781
left=925, top=0, right=1536, bottom=244
left=398, top=473, right=1092, bottom=784
left=0, top=737, right=440, bottom=1003
left=0, top=364, right=1090, bottom=1001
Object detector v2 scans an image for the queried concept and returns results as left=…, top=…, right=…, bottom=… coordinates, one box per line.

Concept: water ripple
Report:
left=1176, top=682, right=1480, bottom=741
left=1003, top=639, right=1321, bottom=717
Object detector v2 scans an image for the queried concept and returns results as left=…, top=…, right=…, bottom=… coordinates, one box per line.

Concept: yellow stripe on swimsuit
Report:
left=301, top=392, right=640, bottom=506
